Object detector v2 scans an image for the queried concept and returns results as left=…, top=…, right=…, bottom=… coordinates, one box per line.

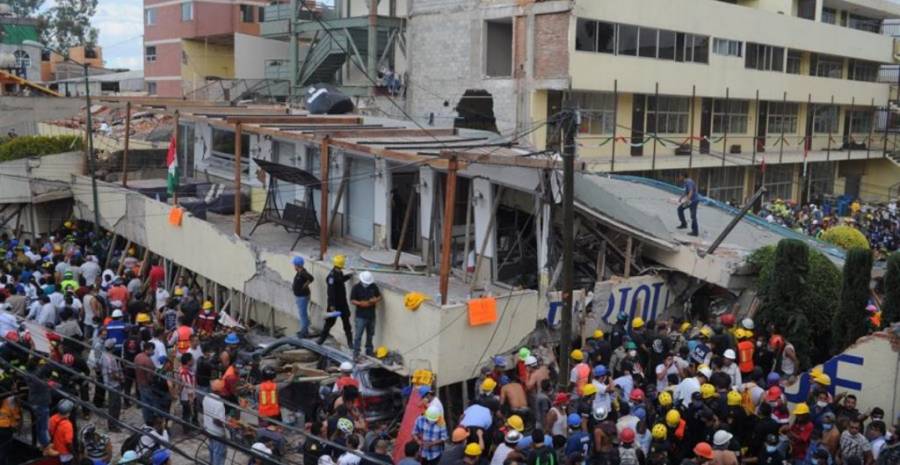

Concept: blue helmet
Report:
left=567, top=413, right=582, bottom=428
left=292, top=256, right=305, bottom=267
left=224, top=333, right=240, bottom=345
left=593, top=364, right=608, bottom=377
left=151, top=449, right=171, bottom=465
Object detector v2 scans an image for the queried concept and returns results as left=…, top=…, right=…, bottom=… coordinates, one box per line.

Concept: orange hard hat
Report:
left=693, top=442, right=714, bottom=460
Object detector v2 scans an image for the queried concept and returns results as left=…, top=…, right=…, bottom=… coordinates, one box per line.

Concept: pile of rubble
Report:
left=47, top=104, right=174, bottom=144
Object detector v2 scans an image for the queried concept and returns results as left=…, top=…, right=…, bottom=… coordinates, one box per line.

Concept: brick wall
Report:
left=533, top=12, right=569, bottom=79
left=514, top=16, right=527, bottom=78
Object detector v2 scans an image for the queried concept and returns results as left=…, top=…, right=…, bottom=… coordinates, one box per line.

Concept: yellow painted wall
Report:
left=859, top=158, right=900, bottom=201
left=530, top=90, right=548, bottom=150
left=180, top=39, right=235, bottom=96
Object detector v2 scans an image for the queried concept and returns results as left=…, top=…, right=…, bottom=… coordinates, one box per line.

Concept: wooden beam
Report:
left=440, top=150, right=573, bottom=170
left=328, top=162, right=350, bottom=236
left=319, top=136, right=331, bottom=259
left=234, top=122, right=243, bottom=237
left=438, top=156, right=459, bottom=306
left=121, top=101, right=131, bottom=188
left=624, top=236, right=633, bottom=278
left=224, top=115, right=360, bottom=125
left=116, top=240, right=132, bottom=276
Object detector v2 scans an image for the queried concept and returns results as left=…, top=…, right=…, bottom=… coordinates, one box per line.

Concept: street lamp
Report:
left=24, top=40, right=101, bottom=235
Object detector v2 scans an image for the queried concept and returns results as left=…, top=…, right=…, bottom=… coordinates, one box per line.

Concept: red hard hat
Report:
left=629, top=388, right=645, bottom=402
left=620, top=427, right=636, bottom=444
left=769, top=335, right=785, bottom=350
left=693, top=442, right=714, bottom=460
left=766, top=386, right=783, bottom=402
left=4, top=331, right=18, bottom=342
left=62, top=354, right=75, bottom=366
left=22, top=331, right=32, bottom=343
left=720, top=314, right=736, bottom=327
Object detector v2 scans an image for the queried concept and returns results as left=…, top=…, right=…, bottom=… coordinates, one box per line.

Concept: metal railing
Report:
left=262, top=0, right=339, bottom=23
left=264, top=60, right=291, bottom=80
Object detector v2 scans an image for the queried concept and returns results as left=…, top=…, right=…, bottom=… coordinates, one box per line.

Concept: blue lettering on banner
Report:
left=600, top=280, right=670, bottom=326
left=785, top=353, right=864, bottom=403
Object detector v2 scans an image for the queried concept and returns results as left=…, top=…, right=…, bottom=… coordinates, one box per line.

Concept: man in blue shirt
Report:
left=677, top=173, right=700, bottom=236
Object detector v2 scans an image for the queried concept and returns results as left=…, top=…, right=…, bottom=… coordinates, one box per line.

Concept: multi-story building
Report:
left=407, top=0, right=900, bottom=204
left=142, top=0, right=288, bottom=97
left=0, top=14, right=42, bottom=84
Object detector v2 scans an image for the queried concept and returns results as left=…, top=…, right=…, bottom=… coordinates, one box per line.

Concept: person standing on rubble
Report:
left=291, top=256, right=314, bottom=338
left=318, top=255, right=353, bottom=347
left=676, top=172, right=700, bottom=237
left=350, top=271, right=381, bottom=359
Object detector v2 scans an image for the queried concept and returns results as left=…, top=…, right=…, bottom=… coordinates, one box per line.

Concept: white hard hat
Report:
left=251, top=442, right=273, bottom=456
left=339, top=361, right=353, bottom=372
left=741, top=318, right=755, bottom=330
left=698, top=366, right=712, bottom=378
left=524, top=355, right=538, bottom=367
left=724, top=349, right=736, bottom=360
left=111, top=309, right=123, bottom=318
left=713, top=430, right=733, bottom=446
left=359, top=271, right=374, bottom=286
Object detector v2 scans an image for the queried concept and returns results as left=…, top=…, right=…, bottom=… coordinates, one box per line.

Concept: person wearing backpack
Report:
left=526, top=430, right=557, bottom=465
left=618, top=428, right=646, bottom=465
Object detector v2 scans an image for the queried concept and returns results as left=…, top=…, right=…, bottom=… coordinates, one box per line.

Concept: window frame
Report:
left=786, top=50, right=802, bottom=74
left=848, top=110, right=873, bottom=134
left=712, top=38, right=742, bottom=58
left=813, top=54, right=844, bottom=79
left=145, top=7, right=157, bottom=26
left=240, top=4, right=255, bottom=23
left=646, top=96, right=691, bottom=135
left=766, top=102, right=800, bottom=134
left=145, top=46, right=157, bottom=63
left=181, top=1, right=194, bottom=22
left=712, top=100, right=750, bottom=134
left=13, top=50, right=31, bottom=69
left=571, top=91, right=616, bottom=135
left=812, top=105, right=840, bottom=134
left=146, top=81, right=157, bottom=95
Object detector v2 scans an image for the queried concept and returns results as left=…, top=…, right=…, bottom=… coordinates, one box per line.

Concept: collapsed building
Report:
left=1, top=98, right=851, bottom=413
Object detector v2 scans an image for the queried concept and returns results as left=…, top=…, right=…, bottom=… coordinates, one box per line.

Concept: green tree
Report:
left=40, top=0, right=98, bottom=52
left=753, top=239, right=814, bottom=368
left=6, top=0, right=44, bottom=17
left=882, top=252, right=900, bottom=325
left=834, top=248, right=873, bottom=350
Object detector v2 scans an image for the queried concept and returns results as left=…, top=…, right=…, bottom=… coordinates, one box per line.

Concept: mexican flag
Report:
left=166, top=135, right=179, bottom=195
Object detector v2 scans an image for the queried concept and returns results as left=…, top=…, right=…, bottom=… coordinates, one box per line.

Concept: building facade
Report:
left=0, top=15, right=42, bottom=85
left=406, top=0, right=900, bottom=203
left=143, top=0, right=287, bottom=97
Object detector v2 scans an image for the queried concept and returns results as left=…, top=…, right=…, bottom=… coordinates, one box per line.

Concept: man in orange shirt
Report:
left=48, top=399, right=75, bottom=465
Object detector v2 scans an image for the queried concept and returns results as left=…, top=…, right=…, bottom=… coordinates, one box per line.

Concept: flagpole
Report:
left=173, top=110, right=180, bottom=206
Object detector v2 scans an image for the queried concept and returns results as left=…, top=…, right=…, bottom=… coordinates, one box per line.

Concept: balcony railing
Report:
left=262, top=1, right=339, bottom=23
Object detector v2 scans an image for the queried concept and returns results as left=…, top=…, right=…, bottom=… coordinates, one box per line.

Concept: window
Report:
left=705, top=167, right=745, bottom=203
left=745, top=43, right=784, bottom=71
left=572, top=92, right=615, bottom=135
left=713, top=38, right=742, bottom=57
left=767, top=102, right=799, bottom=134
left=658, top=30, right=676, bottom=60
left=848, top=60, right=878, bottom=82
left=485, top=19, right=513, bottom=77
left=848, top=14, right=881, bottom=33
left=638, top=27, right=657, bottom=58
left=675, top=33, right=708, bottom=64
left=181, top=1, right=193, bottom=21
left=812, top=105, right=839, bottom=133
left=617, top=24, right=638, bottom=56
left=692, top=35, right=709, bottom=63
left=647, top=96, right=690, bottom=134
left=240, top=4, right=254, bottom=22
left=812, top=54, right=843, bottom=78
left=712, top=100, right=749, bottom=134
left=764, top=164, right=795, bottom=201
left=808, top=162, right=835, bottom=199
left=258, top=6, right=265, bottom=22
left=13, top=50, right=30, bottom=68
left=146, top=8, right=157, bottom=26
left=576, top=19, right=598, bottom=52
left=597, top=22, right=615, bottom=53
left=797, top=0, right=816, bottom=20
left=786, top=50, right=801, bottom=74
left=848, top=110, right=873, bottom=134
left=211, top=128, right=251, bottom=172
left=84, top=48, right=98, bottom=59
left=145, top=46, right=157, bottom=62
left=146, top=81, right=157, bottom=95
left=822, top=8, right=837, bottom=25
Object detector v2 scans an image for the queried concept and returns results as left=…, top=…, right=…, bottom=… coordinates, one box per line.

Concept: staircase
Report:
left=298, top=28, right=393, bottom=87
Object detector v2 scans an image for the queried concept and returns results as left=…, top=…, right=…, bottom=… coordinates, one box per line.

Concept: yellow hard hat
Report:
left=679, top=321, right=692, bottom=333
left=593, top=329, right=604, bottom=339
left=665, top=409, right=681, bottom=427
left=173, top=288, right=185, bottom=297
left=375, top=346, right=388, bottom=359
left=506, top=415, right=525, bottom=432
left=332, top=255, right=346, bottom=269
left=734, top=328, right=746, bottom=340
left=480, top=377, right=497, bottom=393
left=63, top=221, right=73, bottom=229
left=699, top=326, right=713, bottom=338
left=632, top=317, right=645, bottom=329
left=128, top=247, right=136, bottom=256
left=658, top=391, right=673, bottom=407
left=727, top=390, right=742, bottom=407
left=813, top=373, right=831, bottom=386
left=792, top=403, right=810, bottom=415
left=136, top=313, right=151, bottom=324
left=651, top=423, right=668, bottom=440
left=464, top=443, right=482, bottom=457
left=404, top=292, right=430, bottom=311
left=202, top=300, right=213, bottom=310
left=701, top=383, right=716, bottom=399
left=581, top=383, right=598, bottom=397
left=570, top=349, right=584, bottom=361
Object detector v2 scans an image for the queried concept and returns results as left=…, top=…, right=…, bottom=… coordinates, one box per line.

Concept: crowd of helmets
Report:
left=428, top=312, right=899, bottom=465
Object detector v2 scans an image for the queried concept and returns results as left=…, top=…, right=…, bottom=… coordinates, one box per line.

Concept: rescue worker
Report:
left=568, top=349, right=590, bottom=396
left=168, top=316, right=194, bottom=354
left=318, top=255, right=353, bottom=346
left=291, top=256, right=314, bottom=338
left=736, top=328, right=755, bottom=377
left=48, top=399, right=76, bottom=465
left=105, top=309, right=128, bottom=352
left=333, top=361, right=360, bottom=393
left=0, top=382, right=22, bottom=465
left=254, top=366, right=284, bottom=420
left=60, top=270, right=79, bottom=293
left=194, top=301, right=218, bottom=337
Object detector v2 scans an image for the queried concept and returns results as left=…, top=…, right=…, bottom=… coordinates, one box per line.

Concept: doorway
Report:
left=390, top=171, right=419, bottom=252
left=346, top=157, right=375, bottom=244
left=630, top=94, right=646, bottom=156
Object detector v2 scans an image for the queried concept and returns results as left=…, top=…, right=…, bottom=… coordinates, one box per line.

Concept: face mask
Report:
left=816, top=401, right=828, bottom=408
left=811, top=460, right=818, bottom=465
left=823, top=424, right=833, bottom=431
left=765, top=445, right=777, bottom=453
left=628, top=350, right=637, bottom=357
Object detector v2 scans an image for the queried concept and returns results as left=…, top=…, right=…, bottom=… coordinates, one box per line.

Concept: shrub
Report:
left=834, top=248, right=874, bottom=350
left=882, top=252, right=900, bottom=325
left=821, top=225, right=870, bottom=251
left=0, top=135, right=83, bottom=162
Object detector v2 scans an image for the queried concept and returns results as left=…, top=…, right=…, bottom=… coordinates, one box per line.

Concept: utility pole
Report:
left=83, top=62, right=100, bottom=235
left=558, top=107, right=579, bottom=389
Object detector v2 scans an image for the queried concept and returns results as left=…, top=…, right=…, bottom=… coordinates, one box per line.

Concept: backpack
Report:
left=619, top=446, right=638, bottom=465
left=532, top=448, right=557, bottom=465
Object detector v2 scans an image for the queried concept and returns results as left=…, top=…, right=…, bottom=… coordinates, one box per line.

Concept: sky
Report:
left=93, top=0, right=144, bottom=70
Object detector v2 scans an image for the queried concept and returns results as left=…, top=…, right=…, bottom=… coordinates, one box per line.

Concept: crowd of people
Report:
left=756, top=198, right=898, bottom=256
left=0, top=220, right=898, bottom=465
